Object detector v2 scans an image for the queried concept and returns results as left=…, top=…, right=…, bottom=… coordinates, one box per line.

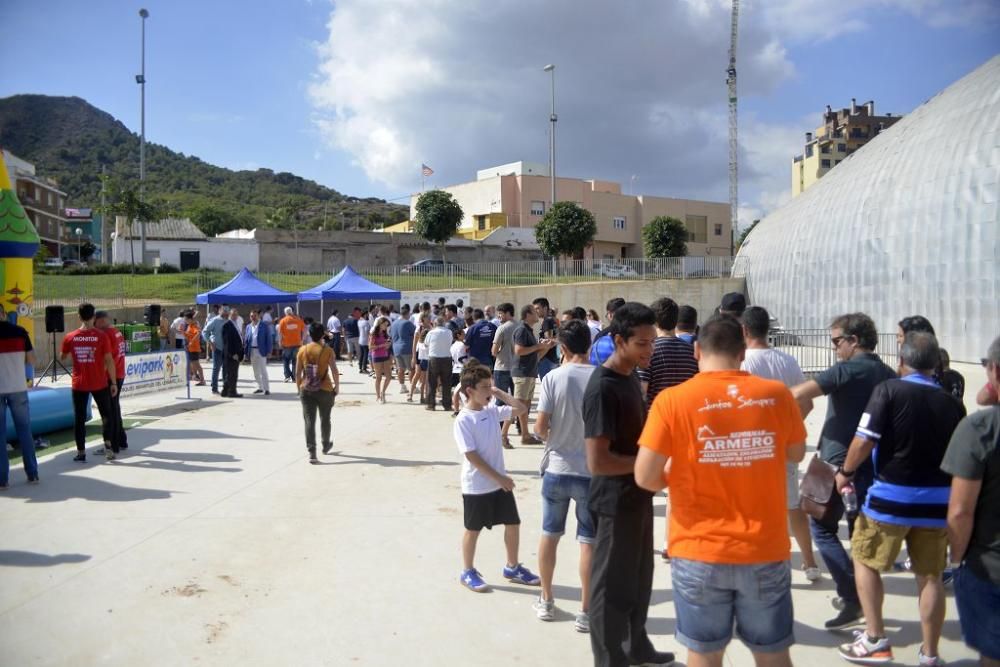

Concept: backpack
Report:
left=301, top=345, right=330, bottom=392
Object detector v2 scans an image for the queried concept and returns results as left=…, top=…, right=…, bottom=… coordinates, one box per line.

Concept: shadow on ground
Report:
left=0, top=550, right=91, bottom=567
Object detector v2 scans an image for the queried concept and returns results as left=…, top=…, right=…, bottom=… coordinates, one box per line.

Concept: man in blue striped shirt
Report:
left=834, top=331, right=966, bottom=666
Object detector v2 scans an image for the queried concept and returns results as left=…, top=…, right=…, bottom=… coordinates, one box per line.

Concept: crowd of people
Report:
left=1, top=292, right=997, bottom=667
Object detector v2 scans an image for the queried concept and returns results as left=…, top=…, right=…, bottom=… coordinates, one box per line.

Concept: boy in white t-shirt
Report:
left=454, top=363, right=540, bottom=592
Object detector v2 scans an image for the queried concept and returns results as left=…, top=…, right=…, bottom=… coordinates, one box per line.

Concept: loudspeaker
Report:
left=144, top=304, right=161, bottom=327
left=45, top=305, right=64, bottom=333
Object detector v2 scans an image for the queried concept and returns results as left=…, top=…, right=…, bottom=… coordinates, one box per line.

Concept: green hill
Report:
left=0, top=94, right=408, bottom=235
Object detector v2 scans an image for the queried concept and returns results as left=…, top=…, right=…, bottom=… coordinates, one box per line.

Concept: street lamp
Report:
left=137, top=8, right=149, bottom=264
left=543, top=64, right=556, bottom=207
left=75, top=227, right=83, bottom=262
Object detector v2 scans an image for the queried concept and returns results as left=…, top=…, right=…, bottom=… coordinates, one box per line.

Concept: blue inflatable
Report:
left=4, top=386, right=89, bottom=442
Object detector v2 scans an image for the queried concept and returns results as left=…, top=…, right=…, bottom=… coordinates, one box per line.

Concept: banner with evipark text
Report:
left=121, top=350, right=188, bottom=396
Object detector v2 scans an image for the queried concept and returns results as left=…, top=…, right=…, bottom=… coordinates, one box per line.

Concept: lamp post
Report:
left=75, top=227, right=83, bottom=262
left=543, top=64, right=556, bottom=207
left=137, top=8, right=149, bottom=264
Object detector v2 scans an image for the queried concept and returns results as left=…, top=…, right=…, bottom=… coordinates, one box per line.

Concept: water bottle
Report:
left=841, top=483, right=858, bottom=513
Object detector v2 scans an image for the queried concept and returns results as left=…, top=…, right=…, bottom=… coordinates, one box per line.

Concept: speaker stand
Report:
left=34, top=332, right=72, bottom=387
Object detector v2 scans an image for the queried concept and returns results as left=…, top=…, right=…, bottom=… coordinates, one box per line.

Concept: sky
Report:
left=1, top=0, right=997, bottom=226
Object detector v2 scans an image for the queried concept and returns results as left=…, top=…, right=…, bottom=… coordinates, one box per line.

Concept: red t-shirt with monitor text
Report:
left=61, top=327, right=112, bottom=391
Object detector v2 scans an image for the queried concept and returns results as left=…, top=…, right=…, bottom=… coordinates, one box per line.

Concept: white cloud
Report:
left=308, top=0, right=995, bottom=227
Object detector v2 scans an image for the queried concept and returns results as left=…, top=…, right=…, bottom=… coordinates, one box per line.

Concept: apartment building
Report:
left=405, top=161, right=731, bottom=259
left=2, top=150, right=68, bottom=257
left=792, top=99, right=902, bottom=196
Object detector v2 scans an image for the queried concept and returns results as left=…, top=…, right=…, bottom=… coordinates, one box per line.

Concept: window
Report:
left=685, top=214, right=707, bottom=244
left=530, top=201, right=545, bottom=216
left=612, top=216, right=626, bottom=230
left=805, top=145, right=814, bottom=158
left=47, top=191, right=53, bottom=206
left=820, top=145, right=830, bottom=154
left=837, top=143, right=847, bottom=153
left=821, top=159, right=831, bottom=168
left=850, top=127, right=866, bottom=138
left=714, top=223, right=723, bottom=236
left=476, top=215, right=487, bottom=230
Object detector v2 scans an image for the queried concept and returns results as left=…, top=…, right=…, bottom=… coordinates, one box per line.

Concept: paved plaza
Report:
left=0, top=361, right=984, bottom=666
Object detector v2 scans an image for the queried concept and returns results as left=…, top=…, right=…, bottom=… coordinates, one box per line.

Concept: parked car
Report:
left=593, top=263, right=638, bottom=279
left=400, top=258, right=466, bottom=274
left=62, top=259, right=83, bottom=268
left=42, top=258, right=63, bottom=269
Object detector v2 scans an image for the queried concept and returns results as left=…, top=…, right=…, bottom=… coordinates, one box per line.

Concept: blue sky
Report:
left=1, top=0, right=997, bottom=221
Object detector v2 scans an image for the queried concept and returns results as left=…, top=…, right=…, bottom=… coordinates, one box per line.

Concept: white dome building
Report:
left=736, top=55, right=1000, bottom=362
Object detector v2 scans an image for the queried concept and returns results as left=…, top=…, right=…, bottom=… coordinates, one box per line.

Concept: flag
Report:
left=421, top=163, right=434, bottom=177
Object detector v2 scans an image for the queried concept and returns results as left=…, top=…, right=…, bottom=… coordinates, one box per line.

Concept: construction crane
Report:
left=726, top=0, right=739, bottom=257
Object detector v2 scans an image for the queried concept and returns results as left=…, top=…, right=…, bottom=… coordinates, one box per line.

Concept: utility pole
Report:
left=137, top=8, right=149, bottom=264
left=100, top=164, right=107, bottom=263
left=727, top=0, right=740, bottom=258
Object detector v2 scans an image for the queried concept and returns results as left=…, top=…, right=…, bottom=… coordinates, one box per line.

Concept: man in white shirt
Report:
left=532, top=319, right=597, bottom=632
left=424, top=316, right=454, bottom=411
left=741, top=305, right=821, bottom=582
left=171, top=310, right=187, bottom=350
left=327, top=310, right=343, bottom=359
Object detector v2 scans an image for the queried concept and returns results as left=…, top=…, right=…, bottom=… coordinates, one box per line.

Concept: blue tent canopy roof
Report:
left=195, top=267, right=296, bottom=305
left=298, top=265, right=401, bottom=301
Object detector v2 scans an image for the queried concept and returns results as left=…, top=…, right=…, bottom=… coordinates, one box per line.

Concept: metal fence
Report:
left=31, top=256, right=739, bottom=308
left=770, top=328, right=898, bottom=374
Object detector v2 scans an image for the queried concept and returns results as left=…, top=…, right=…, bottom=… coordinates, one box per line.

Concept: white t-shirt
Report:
left=537, top=363, right=595, bottom=477
left=389, top=312, right=400, bottom=322
left=454, top=403, right=514, bottom=494
left=587, top=320, right=602, bottom=340
left=741, top=347, right=805, bottom=388
left=416, top=341, right=428, bottom=361
left=451, top=340, right=467, bottom=373
left=410, top=313, right=421, bottom=327
left=327, top=315, right=342, bottom=333
left=357, top=318, right=371, bottom=346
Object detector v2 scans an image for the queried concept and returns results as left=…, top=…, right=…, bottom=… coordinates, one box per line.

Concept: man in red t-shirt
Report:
left=95, top=311, right=129, bottom=452
left=60, top=303, right=118, bottom=462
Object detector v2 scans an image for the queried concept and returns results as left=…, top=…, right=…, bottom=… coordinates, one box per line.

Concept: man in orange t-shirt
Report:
left=636, top=315, right=806, bottom=666
left=277, top=307, right=306, bottom=382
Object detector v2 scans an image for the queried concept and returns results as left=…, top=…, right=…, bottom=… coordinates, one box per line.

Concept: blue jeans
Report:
left=211, top=348, right=225, bottom=392
left=541, top=472, right=595, bottom=543
left=810, top=463, right=873, bottom=605
left=671, top=558, right=794, bottom=654
left=1, top=391, right=37, bottom=485
left=954, top=565, right=1000, bottom=660
left=538, top=357, right=557, bottom=380
left=282, top=346, right=299, bottom=380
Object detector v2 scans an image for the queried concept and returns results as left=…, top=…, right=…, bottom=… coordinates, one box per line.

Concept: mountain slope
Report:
left=0, top=95, right=407, bottom=233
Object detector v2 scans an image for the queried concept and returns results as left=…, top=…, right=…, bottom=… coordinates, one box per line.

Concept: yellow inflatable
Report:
left=0, top=154, right=41, bottom=342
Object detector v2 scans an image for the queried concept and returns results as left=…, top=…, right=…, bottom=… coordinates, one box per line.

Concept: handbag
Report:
left=798, top=453, right=838, bottom=522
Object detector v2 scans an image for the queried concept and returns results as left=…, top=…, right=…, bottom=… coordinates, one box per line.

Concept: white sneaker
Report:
left=574, top=611, right=590, bottom=633
left=918, top=648, right=946, bottom=666
left=532, top=595, right=554, bottom=621
left=804, top=566, right=822, bottom=582
left=400, top=384, right=408, bottom=393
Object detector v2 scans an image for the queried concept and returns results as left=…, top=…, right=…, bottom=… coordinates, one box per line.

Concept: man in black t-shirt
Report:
left=583, top=302, right=674, bottom=667
left=512, top=305, right=556, bottom=445
left=532, top=297, right=559, bottom=380
left=792, top=312, right=896, bottom=630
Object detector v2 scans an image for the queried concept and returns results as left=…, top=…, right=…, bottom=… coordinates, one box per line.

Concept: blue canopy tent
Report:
left=195, top=267, right=296, bottom=305
left=297, top=265, right=401, bottom=319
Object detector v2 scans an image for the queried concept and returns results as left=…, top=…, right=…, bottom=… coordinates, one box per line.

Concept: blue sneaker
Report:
left=502, top=563, right=540, bottom=586
left=460, top=568, right=489, bottom=592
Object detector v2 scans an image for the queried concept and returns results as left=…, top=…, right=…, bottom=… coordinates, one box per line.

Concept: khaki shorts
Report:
left=512, top=376, right=536, bottom=404
left=851, top=512, right=948, bottom=576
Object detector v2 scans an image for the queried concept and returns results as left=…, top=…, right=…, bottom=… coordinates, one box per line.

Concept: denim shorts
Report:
left=671, top=558, right=794, bottom=654
left=492, top=370, right=513, bottom=405
left=540, top=472, right=595, bottom=544
left=954, top=564, right=1000, bottom=660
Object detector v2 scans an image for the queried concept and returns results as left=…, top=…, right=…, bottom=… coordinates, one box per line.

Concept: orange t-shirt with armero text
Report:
left=639, top=370, right=807, bottom=564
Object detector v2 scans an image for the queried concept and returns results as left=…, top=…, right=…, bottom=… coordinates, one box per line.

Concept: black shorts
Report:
left=463, top=489, right=520, bottom=531
left=187, top=351, right=201, bottom=362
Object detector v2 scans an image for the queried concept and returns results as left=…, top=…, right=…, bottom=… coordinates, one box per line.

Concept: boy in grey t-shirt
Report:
left=531, top=319, right=597, bottom=632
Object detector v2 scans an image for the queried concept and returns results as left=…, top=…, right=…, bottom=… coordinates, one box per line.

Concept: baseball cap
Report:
left=720, top=292, right=747, bottom=316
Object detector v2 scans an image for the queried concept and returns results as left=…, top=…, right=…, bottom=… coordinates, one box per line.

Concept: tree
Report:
left=413, top=189, right=463, bottom=261
left=736, top=219, right=760, bottom=252
left=80, top=241, right=97, bottom=261
left=642, top=216, right=688, bottom=258
left=533, top=201, right=597, bottom=258
left=96, top=175, right=163, bottom=271
left=190, top=204, right=243, bottom=236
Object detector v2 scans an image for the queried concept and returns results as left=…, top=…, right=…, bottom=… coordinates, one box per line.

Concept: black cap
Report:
left=720, top=292, right=747, bottom=316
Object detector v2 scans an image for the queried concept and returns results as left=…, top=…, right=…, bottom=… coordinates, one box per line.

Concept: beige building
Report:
left=403, top=161, right=731, bottom=259
left=792, top=99, right=901, bottom=196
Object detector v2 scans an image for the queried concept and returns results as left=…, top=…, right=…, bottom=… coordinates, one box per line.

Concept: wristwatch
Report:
left=837, top=466, right=856, bottom=479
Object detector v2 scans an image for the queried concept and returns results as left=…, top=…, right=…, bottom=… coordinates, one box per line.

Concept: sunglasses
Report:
left=983, top=358, right=991, bottom=368
left=831, top=336, right=848, bottom=347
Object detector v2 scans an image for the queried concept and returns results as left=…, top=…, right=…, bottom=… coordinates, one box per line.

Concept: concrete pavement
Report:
left=0, top=359, right=983, bottom=666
